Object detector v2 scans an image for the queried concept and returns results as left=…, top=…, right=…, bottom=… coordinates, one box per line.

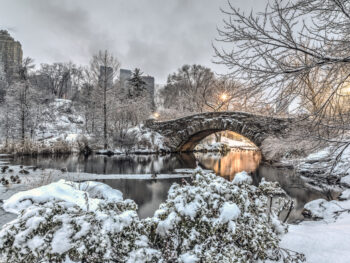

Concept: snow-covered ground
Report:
left=280, top=198, right=350, bottom=263
left=194, top=141, right=230, bottom=152
left=221, top=136, right=258, bottom=149
left=94, top=125, right=171, bottom=154
left=195, top=137, right=258, bottom=152
left=272, top=143, right=350, bottom=262
left=33, top=99, right=86, bottom=143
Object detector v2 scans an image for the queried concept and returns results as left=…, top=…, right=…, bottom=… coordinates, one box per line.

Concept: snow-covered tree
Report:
left=161, top=64, right=215, bottom=114
left=127, top=68, right=147, bottom=98
left=88, top=50, right=120, bottom=149
left=37, top=62, right=84, bottom=100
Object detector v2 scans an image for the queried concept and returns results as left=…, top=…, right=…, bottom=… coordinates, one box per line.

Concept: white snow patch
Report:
left=3, top=179, right=123, bottom=214
left=27, top=236, right=44, bottom=252
left=341, top=175, right=350, bottom=187
left=156, top=211, right=180, bottom=237
left=217, top=202, right=240, bottom=223
left=303, top=199, right=346, bottom=221
left=180, top=252, right=199, bottom=263
left=51, top=223, right=73, bottom=254
left=281, top=199, right=350, bottom=263
left=340, top=189, right=350, bottom=200
left=232, top=171, right=253, bottom=185
left=306, top=148, right=330, bottom=160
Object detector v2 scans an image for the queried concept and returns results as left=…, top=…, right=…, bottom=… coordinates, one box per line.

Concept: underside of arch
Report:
left=177, top=128, right=258, bottom=152
left=178, top=129, right=221, bottom=152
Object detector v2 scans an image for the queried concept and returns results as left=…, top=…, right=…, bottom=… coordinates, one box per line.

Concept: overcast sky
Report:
left=0, top=0, right=267, bottom=83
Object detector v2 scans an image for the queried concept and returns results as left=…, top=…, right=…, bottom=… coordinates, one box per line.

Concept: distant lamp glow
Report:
left=153, top=112, right=160, bottom=119
left=339, top=81, right=350, bottom=95
left=220, top=93, right=228, bottom=101
left=341, top=85, right=350, bottom=95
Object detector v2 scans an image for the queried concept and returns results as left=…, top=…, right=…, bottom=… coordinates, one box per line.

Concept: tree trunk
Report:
left=21, top=85, right=28, bottom=146
left=103, top=66, right=108, bottom=150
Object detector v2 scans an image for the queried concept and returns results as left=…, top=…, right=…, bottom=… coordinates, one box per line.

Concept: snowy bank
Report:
left=3, top=180, right=124, bottom=214
left=280, top=198, right=350, bottom=263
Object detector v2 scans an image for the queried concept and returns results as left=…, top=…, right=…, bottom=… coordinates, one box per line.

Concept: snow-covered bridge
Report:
left=145, top=111, right=293, bottom=152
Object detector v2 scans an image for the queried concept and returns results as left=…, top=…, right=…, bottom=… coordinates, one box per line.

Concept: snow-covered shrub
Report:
left=0, top=171, right=305, bottom=262
left=148, top=169, right=304, bottom=262
left=0, top=197, right=158, bottom=263
left=0, top=180, right=161, bottom=263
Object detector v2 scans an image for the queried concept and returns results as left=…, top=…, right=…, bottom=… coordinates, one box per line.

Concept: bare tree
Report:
left=18, top=58, right=35, bottom=144
left=202, top=77, right=241, bottom=112
left=38, top=62, right=83, bottom=99
left=2, top=58, right=37, bottom=145
left=89, top=50, right=120, bottom=149
left=161, top=64, right=215, bottom=113
left=214, top=0, right=350, bottom=150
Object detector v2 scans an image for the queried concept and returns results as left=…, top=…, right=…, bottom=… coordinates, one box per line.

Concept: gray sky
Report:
left=0, top=0, right=266, bottom=83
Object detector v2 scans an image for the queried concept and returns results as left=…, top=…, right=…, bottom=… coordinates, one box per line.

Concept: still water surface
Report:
left=12, top=150, right=336, bottom=221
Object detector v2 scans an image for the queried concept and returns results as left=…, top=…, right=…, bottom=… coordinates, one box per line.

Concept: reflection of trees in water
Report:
left=195, top=151, right=262, bottom=181
left=98, top=179, right=181, bottom=218
left=14, top=152, right=261, bottom=178
left=98, top=179, right=153, bottom=207
left=15, top=154, right=195, bottom=174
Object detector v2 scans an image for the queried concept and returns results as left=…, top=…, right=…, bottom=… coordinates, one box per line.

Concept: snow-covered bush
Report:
left=0, top=181, right=160, bottom=263
left=0, top=201, right=149, bottom=263
left=0, top=171, right=305, bottom=262
left=148, top=169, right=304, bottom=262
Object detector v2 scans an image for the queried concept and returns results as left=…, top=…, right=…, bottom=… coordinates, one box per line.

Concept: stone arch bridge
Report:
left=144, top=112, right=294, bottom=152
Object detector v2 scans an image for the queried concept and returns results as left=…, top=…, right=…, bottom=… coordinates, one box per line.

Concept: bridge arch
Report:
left=145, top=112, right=292, bottom=152
left=178, top=127, right=258, bottom=152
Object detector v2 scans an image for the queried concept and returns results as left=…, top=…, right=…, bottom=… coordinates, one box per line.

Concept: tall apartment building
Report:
left=0, top=30, right=23, bottom=80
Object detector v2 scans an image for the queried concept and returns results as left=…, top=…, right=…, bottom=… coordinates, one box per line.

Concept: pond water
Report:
left=10, top=150, right=337, bottom=222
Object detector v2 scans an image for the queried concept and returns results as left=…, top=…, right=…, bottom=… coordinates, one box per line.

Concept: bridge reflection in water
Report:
left=195, top=150, right=262, bottom=181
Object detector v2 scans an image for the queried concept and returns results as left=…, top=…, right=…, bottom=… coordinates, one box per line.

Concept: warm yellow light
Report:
left=340, top=86, right=350, bottom=95
left=339, top=81, right=350, bottom=95
left=153, top=112, right=160, bottom=119
left=221, top=93, right=228, bottom=101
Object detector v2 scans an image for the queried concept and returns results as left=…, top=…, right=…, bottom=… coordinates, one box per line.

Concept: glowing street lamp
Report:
left=153, top=112, right=160, bottom=119
left=220, top=93, right=228, bottom=101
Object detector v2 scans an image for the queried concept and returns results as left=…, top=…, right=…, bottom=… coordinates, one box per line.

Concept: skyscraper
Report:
left=0, top=30, right=23, bottom=80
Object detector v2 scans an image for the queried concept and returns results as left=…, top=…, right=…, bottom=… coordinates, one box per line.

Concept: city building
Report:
left=0, top=30, right=23, bottom=80
left=99, top=66, right=114, bottom=89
